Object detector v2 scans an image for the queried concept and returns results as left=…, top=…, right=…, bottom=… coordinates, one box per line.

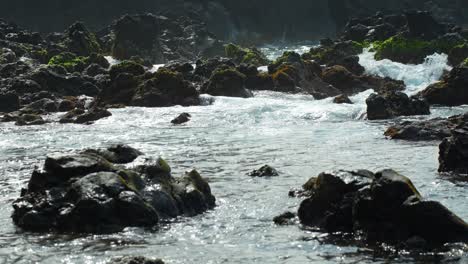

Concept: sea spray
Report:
left=359, top=48, right=452, bottom=95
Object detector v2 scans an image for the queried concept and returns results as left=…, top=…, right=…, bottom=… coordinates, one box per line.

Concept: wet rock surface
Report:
left=12, top=145, right=216, bottom=233
left=418, top=66, right=468, bottom=106
left=290, top=169, right=468, bottom=247
left=439, top=124, right=468, bottom=174
left=247, top=165, right=279, bottom=177
left=171, top=113, right=191, bottom=125
left=385, top=113, right=468, bottom=141
left=366, top=91, right=430, bottom=120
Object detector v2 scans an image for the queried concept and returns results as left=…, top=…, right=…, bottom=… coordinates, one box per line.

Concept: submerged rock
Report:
left=439, top=124, right=468, bottom=174
left=12, top=146, right=216, bottom=233
left=171, top=113, right=191, bottom=125
left=366, top=91, right=430, bottom=120
left=110, top=256, right=164, bottom=264
left=248, top=165, right=279, bottom=177
left=293, top=169, right=468, bottom=247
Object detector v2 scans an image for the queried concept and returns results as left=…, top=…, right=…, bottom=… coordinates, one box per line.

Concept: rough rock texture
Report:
left=385, top=113, right=468, bottom=141
left=59, top=107, right=112, bottom=124
left=110, top=256, right=164, bottom=264
left=12, top=145, right=216, bottom=233
left=366, top=91, right=430, bottom=120
left=201, top=67, right=252, bottom=98
left=295, top=169, right=468, bottom=247
left=171, top=113, right=191, bottom=125
left=247, top=165, right=279, bottom=177
left=418, top=66, right=468, bottom=106
left=439, top=124, right=468, bottom=173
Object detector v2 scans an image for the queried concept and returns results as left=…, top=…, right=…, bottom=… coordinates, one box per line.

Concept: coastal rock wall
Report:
left=0, top=1, right=466, bottom=43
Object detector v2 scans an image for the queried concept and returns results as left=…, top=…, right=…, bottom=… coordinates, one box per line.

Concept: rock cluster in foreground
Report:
left=12, top=145, right=215, bottom=233
left=285, top=169, right=468, bottom=248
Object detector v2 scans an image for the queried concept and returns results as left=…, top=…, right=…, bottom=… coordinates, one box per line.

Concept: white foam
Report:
left=358, top=48, right=452, bottom=95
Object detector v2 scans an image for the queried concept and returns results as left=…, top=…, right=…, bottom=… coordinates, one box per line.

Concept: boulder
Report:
left=12, top=147, right=216, bottom=233
left=84, top=144, right=143, bottom=164
left=439, top=124, right=468, bottom=173
left=202, top=67, right=252, bottom=98
left=294, top=169, right=468, bottom=247
left=111, top=14, right=164, bottom=63
left=224, top=43, right=270, bottom=67
left=64, top=22, right=101, bottom=56
left=0, top=92, right=20, bottom=113
left=366, top=91, right=430, bottom=120
left=14, top=114, right=46, bottom=126
left=59, top=107, right=111, bottom=124
left=131, top=68, right=200, bottom=107
left=385, top=113, right=468, bottom=141
left=333, top=94, right=353, bottom=104
left=418, top=66, right=468, bottom=106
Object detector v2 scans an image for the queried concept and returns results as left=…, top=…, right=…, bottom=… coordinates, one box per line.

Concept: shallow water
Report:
left=0, top=49, right=467, bottom=264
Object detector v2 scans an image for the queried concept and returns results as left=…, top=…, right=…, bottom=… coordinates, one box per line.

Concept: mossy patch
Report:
left=373, top=35, right=467, bottom=64
left=225, top=43, right=269, bottom=66
left=48, top=52, right=88, bottom=72
left=463, top=58, right=468, bottom=67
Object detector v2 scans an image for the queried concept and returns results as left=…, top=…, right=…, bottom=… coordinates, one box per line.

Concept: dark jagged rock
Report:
left=59, top=107, right=112, bottom=124
left=111, top=14, right=164, bottom=63
left=84, top=145, right=143, bottom=164
left=333, top=94, right=353, bottom=104
left=385, top=113, right=468, bottom=141
left=294, top=169, right=468, bottom=247
left=224, top=43, right=270, bottom=67
left=64, top=22, right=101, bottom=57
left=302, top=41, right=365, bottom=75
left=109, top=13, right=224, bottom=64
left=99, top=64, right=199, bottom=107
left=202, top=67, right=252, bottom=98
left=439, top=124, right=468, bottom=173
left=273, top=211, right=296, bottom=226
left=0, top=92, right=20, bottom=113
left=14, top=114, right=46, bottom=126
left=110, top=256, right=164, bottom=264
left=194, top=57, right=236, bottom=79
left=366, top=91, right=430, bottom=120
left=29, top=66, right=100, bottom=96
left=171, top=113, right=191, bottom=125
left=321, top=65, right=405, bottom=96
left=418, top=66, right=468, bottom=106
left=131, top=68, right=200, bottom=107
left=12, top=147, right=216, bottom=233
left=248, top=165, right=279, bottom=177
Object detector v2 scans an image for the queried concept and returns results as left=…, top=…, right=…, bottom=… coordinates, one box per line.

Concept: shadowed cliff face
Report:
left=0, top=0, right=466, bottom=44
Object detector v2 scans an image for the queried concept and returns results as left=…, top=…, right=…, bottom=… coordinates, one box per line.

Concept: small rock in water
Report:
left=273, top=211, right=296, bottom=225
left=248, top=165, right=279, bottom=177
left=171, top=113, right=191, bottom=125
left=333, top=94, right=353, bottom=104
left=110, top=256, right=164, bottom=264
